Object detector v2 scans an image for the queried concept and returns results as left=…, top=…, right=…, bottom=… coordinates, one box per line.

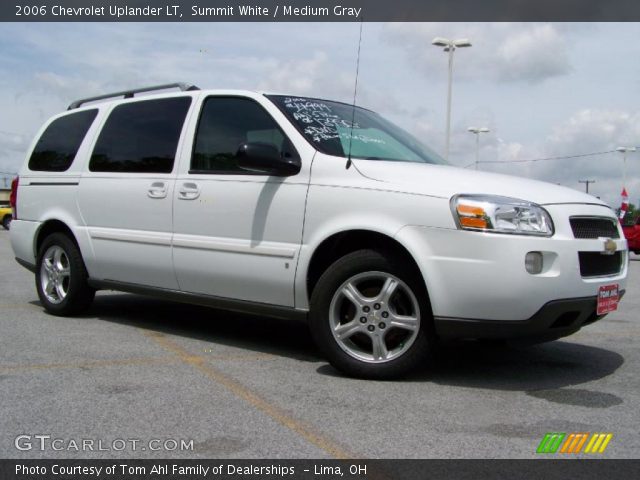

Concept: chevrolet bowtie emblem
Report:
left=603, top=238, right=617, bottom=255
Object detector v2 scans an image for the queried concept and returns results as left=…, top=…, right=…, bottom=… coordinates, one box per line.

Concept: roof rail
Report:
left=67, top=82, right=200, bottom=110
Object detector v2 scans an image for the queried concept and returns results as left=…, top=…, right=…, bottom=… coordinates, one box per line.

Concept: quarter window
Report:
left=90, top=97, right=191, bottom=173
left=29, top=109, right=98, bottom=172
left=192, top=97, right=297, bottom=174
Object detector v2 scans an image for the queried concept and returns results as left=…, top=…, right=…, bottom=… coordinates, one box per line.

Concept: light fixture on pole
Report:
left=468, top=127, right=489, bottom=170
left=432, top=37, right=472, bottom=161
left=616, top=146, right=636, bottom=188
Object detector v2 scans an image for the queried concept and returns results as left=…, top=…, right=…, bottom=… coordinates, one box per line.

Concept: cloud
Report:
left=0, top=22, right=637, bottom=208
left=382, top=22, right=572, bottom=83
left=470, top=108, right=640, bottom=207
left=547, top=109, right=639, bottom=154
left=496, top=24, right=571, bottom=82
left=0, top=23, right=359, bottom=177
left=256, top=51, right=357, bottom=101
left=0, top=131, right=29, bottom=177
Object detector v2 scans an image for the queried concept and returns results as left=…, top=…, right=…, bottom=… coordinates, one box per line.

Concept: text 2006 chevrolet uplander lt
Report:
left=9, top=83, right=627, bottom=378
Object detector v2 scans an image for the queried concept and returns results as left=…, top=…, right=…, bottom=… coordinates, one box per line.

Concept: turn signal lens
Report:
left=456, top=202, right=491, bottom=230
left=457, top=204, right=485, bottom=216
left=459, top=216, right=488, bottom=229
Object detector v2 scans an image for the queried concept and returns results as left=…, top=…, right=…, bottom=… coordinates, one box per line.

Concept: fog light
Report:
left=525, top=252, right=543, bottom=274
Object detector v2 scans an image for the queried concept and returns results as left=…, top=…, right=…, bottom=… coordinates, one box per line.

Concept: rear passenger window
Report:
left=192, top=97, right=297, bottom=174
left=29, top=109, right=98, bottom=172
left=89, top=97, right=191, bottom=173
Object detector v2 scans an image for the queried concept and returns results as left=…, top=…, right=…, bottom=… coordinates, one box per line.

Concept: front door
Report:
left=172, top=95, right=309, bottom=306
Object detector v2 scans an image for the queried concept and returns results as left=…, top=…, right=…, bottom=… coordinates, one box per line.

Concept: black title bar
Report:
left=2, top=459, right=640, bottom=480
left=4, top=0, right=640, bottom=22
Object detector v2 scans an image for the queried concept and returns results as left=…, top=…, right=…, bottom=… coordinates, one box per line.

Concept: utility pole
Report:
left=579, top=179, right=595, bottom=194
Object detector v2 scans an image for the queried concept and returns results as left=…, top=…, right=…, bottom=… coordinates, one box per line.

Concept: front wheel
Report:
left=309, top=249, right=434, bottom=379
left=35, top=233, right=95, bottom=316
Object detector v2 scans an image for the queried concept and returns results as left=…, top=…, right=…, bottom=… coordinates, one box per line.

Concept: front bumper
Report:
left=395, top=203, right=628, bottom=322
left=434, top=291, right=624, bottom=342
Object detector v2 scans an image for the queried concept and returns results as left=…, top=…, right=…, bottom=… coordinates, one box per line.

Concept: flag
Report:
left=619, top=187, right=629, bottom=220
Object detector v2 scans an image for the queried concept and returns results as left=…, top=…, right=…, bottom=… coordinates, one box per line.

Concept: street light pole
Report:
left=468, top=127, right=489, bottom=170
left=617, top=146, right=636, bottom=188
left=432, top=37, right=472, bottom=161
left=446, top=46, right=454, bottom=162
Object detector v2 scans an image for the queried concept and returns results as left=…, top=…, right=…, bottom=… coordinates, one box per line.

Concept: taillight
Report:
left=9, top=176, right=18, bottom=220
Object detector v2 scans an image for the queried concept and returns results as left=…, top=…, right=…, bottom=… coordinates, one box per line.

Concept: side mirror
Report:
left=236, top=142, right=300, bottom=177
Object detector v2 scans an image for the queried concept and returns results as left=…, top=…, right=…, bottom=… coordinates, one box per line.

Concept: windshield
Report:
left=266, top=95, right=447, bottom=165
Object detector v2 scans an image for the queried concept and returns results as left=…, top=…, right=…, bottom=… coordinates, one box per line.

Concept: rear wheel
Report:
left=36, top=233, right=95, bottom=316
left=309, top=249, right=434, bottom=379
left=2, top=215, right=10, bottom=230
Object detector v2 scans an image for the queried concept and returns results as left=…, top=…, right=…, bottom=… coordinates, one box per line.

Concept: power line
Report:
left=462, top=149, right=618, bottom=168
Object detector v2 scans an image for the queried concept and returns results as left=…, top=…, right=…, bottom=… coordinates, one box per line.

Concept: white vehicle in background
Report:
left=10, top=83, right=627, bottom=378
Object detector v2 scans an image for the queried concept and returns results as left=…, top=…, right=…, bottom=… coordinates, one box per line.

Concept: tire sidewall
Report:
left=35, top=233, right=93, bottom=316
left=309, top=249, right=433, bottom=379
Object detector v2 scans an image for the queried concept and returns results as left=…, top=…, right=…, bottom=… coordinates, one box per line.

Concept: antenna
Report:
left=346, top=16, right=364, bottom=170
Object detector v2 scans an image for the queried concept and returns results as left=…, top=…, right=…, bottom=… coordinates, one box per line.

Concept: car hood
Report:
left=353, top=160, right=608, bottom=207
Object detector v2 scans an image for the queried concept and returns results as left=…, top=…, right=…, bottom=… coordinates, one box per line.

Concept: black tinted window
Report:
left=29, top=109, right=98, bottom=171
left=192, top=97, right=297, bottom=173
left=90, top=97, right=191, bottom=173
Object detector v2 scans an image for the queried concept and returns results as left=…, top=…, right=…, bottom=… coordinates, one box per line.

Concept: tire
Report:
left=35, top=233, right=95, bottom=316
left=2, top=215, right=10, bottom=230
left=309, top=249, right=434, bottom=379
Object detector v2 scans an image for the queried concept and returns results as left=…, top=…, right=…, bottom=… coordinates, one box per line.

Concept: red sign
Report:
left=597, top=284, right=619, bottom=315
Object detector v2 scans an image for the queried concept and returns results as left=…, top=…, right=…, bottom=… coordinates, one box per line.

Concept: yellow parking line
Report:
left=0, top=351, right=275, bottom=374
left=0, top=356, right=175, bottom=373
left=0, top=304, right=40, bottom=310
left=202, top=349, right=275, bottom=361
left=141, top=329, right=354, bottom=460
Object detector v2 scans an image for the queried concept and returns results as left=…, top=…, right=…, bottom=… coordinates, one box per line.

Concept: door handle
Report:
left=178, top=182, right=200, bottom=200
left=147, top=181, right=168, bottom=199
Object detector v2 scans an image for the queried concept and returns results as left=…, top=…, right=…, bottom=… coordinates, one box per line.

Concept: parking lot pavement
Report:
left=1, top=229, right=639, bottom=459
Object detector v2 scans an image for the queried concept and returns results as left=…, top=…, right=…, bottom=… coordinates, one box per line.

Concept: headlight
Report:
left=451, top=194, right=554, bottom=236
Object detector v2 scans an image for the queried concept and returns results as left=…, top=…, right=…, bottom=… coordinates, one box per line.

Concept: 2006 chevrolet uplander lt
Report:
left=10, top=83, right=627, bottom=378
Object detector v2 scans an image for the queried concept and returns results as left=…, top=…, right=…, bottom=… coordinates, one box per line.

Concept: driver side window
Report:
left=191, top=96, right=297, bottom=174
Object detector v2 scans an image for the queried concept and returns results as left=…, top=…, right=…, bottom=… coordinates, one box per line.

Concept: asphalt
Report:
left=0, top=229, right=638, bottom=459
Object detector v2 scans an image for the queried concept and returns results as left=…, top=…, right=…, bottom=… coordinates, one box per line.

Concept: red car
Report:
left=622, top=216, right=640, bottom=253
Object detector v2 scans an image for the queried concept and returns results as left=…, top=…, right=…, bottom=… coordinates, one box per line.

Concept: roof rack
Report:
left=67, top=82, right=200, bottom=110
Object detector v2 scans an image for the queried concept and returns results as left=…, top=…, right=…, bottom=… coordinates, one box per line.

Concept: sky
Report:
left=0, top=22, right=639, bottom=207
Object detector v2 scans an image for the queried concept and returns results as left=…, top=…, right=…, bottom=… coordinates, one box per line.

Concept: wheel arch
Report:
left=305, top=229, right=432, bottom=314
left=34, top=219, right=80, bottom=258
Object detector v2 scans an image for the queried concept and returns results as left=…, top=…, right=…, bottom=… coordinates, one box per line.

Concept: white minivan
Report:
left=10, top=83, right=627, bottom=378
